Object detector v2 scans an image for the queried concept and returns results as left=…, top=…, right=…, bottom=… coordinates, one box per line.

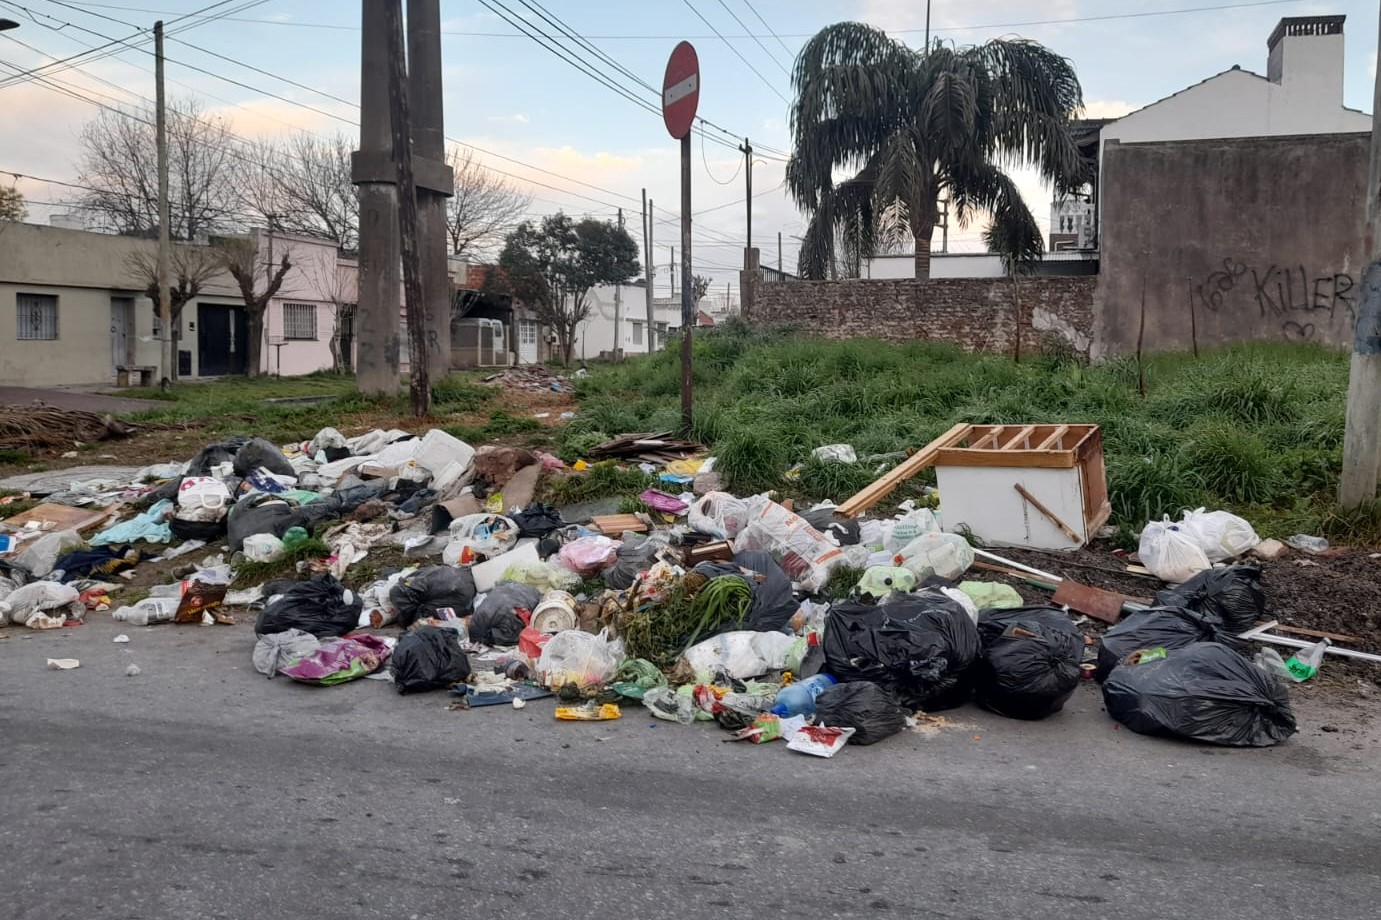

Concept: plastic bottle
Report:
left=769, top=673, right=838, bottom=717
left=1285, top=638, right=1330, bottom=682
left=282, top=526, right=310, bottom=550
left=113, top=597, right=179, bottom=626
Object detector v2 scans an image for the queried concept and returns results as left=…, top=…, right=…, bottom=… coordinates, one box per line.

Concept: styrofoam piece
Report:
left=414, top=429, right=475, bottom=477
left=469, top=539, right=540, bottom=593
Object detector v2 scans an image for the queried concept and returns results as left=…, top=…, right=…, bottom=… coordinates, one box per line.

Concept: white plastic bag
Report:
left=536, top=628, right=623, bottom=690
left=688, top=491, right=751, bottom=540
left=683, top=630, right=799, bottom=680
left=811, top=444, right=857, bottom=464
left=885, top=508, right=941, bottom=554
left=733, top=498, right=846, bottom=593
left=1138, top=517, right=1211, bottom=584
left=243, top=533, right=286, bottom=563
left=0, top=581, right=82, bottom=628
left=176, top=476, right=232, bottom=523
left=1178, top=508, right=1259, bottom=562
left=894, top=532, right=974, bottom=581
left=443, top=514, right=518, bottom=564
left=309, top=427, right=348, bottom=454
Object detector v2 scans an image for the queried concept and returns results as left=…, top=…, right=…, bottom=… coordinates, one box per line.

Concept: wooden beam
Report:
left=837, top=423, right=971, bottom=517
left=1014, top=483, right=1082, bottom=543
left=933, top=448, right=1079, bottom=469
left=1000, top=425, right=1037, bottom=450
left=971, top=426, right=1005, bottom=450
left=1037, top=424, right=1070, bottom=450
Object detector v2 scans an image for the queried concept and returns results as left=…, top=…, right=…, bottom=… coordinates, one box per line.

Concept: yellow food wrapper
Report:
left=554, top=703, right=622, bottom=721
left=664, top=458, right=704, bottom=477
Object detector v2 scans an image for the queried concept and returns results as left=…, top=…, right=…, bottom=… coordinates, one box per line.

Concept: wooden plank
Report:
left=970, top=426, right=1005, bottom=450
left=2, top=502, right=116, bottom=534
left=933, top=448, right=1078, bottom=470
left=1036, top=425, right=1070, bottom=450
left=999, top=425, right=1037, bottom=451
left=1014, top=483, right=1082, bottom=543
left=837, top=423, right=971, bottom=517
left=591, top=514, right=648, bottom=535
left=1257, top=622, right=1364, bottom=644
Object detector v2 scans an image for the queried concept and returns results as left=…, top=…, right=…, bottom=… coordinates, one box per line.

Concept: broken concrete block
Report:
left=1252, top=538, right=1287, bottom=560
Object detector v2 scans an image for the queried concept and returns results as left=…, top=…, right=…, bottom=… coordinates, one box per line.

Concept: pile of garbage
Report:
left=1, top=425, right=1347, bottom=756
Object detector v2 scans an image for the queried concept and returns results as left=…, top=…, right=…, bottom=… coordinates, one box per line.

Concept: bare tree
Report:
left=124, top=244, right=221, bottom=381
left=77, top=97, right=239, bottom=241
left=306, top=255, right=358, bottom=373
left=215, top=235, right=293, bottom=378
left=690, top=274, right=710, bottom=309
left=446, top=146, right=531, bottom=260
left=239, top=132, right=359, bottom=248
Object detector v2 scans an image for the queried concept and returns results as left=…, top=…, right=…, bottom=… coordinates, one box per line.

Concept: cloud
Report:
left=858, top=0, right=1083, bottom=46
left=207, top=97, right=353, bottom=139
left=485, top=113, right=530, bottom=125
left=1082, top=99, right=1137, bottom=119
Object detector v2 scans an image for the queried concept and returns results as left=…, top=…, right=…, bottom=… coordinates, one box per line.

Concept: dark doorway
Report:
left=197, top=302, right=248, bottom=377
left=339, top=304, right=355, bottom=372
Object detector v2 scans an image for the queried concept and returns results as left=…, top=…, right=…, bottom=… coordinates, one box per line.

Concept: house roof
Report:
left=1107, top=66, right=1269, bottom=130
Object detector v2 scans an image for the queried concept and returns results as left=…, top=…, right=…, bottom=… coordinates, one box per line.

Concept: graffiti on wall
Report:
left=1191, top=258, right=1356, bottom=341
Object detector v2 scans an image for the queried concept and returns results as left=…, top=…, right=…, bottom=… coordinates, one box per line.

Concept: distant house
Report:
left=1055, top=14, right=1370, bottom=251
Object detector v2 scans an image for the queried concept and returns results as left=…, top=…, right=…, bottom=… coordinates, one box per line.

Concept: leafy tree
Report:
left=498, top=213, right=639, bottom=364
left=788, top=24, right=1087, bottom=280
left=0, top=185, right=25, bottom=222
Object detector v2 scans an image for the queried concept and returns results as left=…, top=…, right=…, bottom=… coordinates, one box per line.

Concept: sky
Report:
left=1, top=0, right=1377, bottom=309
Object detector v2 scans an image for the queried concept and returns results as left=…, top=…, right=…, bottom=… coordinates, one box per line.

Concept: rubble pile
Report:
left=2, top=422, right=1372, bottom=758
left=480, top=366, right=574, bottom=393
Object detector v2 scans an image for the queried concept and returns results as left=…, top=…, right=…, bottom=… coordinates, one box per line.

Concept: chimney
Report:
left=1267, top=15, right=1345, bottom=101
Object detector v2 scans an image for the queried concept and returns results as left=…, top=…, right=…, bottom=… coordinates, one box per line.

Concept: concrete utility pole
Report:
left=778, top=231, right=782, bottom=274
left=154, top=20, right=172, bottom=385
left=740, top=137, right=752, bottom=249
left=643, top=192, right=656, bottom=353
left=352, top=0, right=402, bottom=395
left=1339, top=10, right=1381, bottom=508
left=670, top=245, right=676, bottom=296
left=407, top=0, right=454, bottom=378
left=614, top=207, right=624, bottom=360
left=384, top=0, right=429, bottom=415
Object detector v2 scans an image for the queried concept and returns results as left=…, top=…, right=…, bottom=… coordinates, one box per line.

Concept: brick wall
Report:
left=749, top=276, right=1098, bottom=358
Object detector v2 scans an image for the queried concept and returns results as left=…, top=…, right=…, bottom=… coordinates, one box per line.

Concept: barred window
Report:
left=283, top=303, right=317, bottom=340
left=16, top=293, right=58, bottom=341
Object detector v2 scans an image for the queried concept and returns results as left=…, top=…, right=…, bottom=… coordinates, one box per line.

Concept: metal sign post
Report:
left=663, top=41, right=699, bottom=436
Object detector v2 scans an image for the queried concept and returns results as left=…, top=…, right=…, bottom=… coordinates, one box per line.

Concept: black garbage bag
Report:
left=233, top=437, right=295, bottom=477
left=1097, top=606, right=1235, bottom=681
left=1102, top=642, right=1296, bottom=747
left=390, top=625, right=472, bottom=694
left=606, top=535, right=668, bottom=590
left=468, top=581, right=532, bottom=646
left=511, top=503, right=565, bottom=538
left=823, top=588, right=980, bottom=711
left=170, top=516, right=227, bottom=542
left=801, top=508, right=862, bottom=546
left=734, top=551, right=798, bottom=632
left=227, top=495, right=307, bottom=552
left=1154, top=565, right=1265, bottom=636
left=390, top=566, right=478, bottom=629
left=255, top=574, right=362, bottom=638
left=814, top=681, right=909, bottom=745
left=185, top=440, right=242, bottom=477
left=974, top=606, right=1083, bottom=720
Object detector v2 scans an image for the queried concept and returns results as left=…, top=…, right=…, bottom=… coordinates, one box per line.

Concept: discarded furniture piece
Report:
left=116, top=365, right=157, bottom=387
left=2, top=502, right=118, bottom=534
left=839, top=423, right=1110, bottom=550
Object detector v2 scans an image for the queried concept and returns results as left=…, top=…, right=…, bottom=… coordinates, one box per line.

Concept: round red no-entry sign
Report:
left=662, top=41, right=700, bottom=140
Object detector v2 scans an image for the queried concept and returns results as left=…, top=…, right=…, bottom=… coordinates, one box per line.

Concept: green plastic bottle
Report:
left=282, top=526, right=310, bottom=549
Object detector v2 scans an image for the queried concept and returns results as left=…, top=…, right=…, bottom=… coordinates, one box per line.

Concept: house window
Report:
left=518, top=320, right=538, bottom=345
left=283, top=303, right=317, bottom=340
left=16, top=293, right=58, bottom=340
left=631, top=321, right=644, bottom=345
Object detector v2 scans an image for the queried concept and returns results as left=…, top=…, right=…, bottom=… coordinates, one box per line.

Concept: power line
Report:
left=739, top=0, right=795, bottom=64
left=714, top=0, right=790, bottom=77
left=49, top=0, right=1312, bottom=38
left=680, top=0, right=789, bottom=104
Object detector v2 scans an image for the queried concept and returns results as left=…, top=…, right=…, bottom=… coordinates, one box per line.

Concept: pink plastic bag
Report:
left=281, top=634, right=391, bottom=685
left=639, top=489, right=688, bottom=514
left=558, top=535, right=620, bottom=575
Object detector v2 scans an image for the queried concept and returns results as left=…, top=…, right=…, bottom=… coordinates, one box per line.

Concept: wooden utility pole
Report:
left=614, top=207, right=624, bottom=359
left=384, top=0, right=429, bottom=415
left=352, top=0, right=402, bottom=395
left=778, top=231, right=782, bottom=274
left=670, top=245, right=676, bottom=296
left=154, top=20, right=171, bottom=385
left=1339, top=10, right=1381, bottom=508
left=739, top=137, right=752, bottom=249
left=644, top=192, right=655, bottom=352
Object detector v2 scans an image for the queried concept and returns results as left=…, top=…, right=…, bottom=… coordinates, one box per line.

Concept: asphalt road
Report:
left=2, top=616, right=1378, bottom=920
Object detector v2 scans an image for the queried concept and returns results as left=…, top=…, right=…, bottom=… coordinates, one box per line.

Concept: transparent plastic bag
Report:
left=536, top=628, right=623, bottom=690
left=894, top=532, right=974, bottom=581
left=688, top=491, right=751, bottom=540
left=12, top=530, right=84, bottom=578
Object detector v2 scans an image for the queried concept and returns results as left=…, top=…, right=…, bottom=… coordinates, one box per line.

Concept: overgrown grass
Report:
left=563, top=322, right=1374, bottom=542
left=541, top=462, right=658, bottom=507
left=231, top=536, right=331, bottom=585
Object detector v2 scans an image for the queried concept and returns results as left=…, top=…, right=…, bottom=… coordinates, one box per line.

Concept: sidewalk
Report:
left=0, top=386, right=157, bottom=414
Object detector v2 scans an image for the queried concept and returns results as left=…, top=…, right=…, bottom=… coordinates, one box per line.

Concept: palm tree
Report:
left=787, top=23, right=1087, bottom=280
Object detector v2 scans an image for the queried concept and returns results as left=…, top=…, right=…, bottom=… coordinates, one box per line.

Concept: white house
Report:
left=572, top=282, right=682, bottom=361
